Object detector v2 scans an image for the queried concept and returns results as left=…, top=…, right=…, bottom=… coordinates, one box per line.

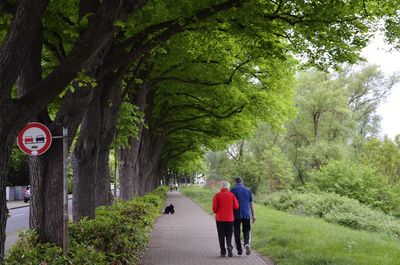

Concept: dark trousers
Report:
left=234, top=218, right=251, bottom=251
left=216, top=221, right=233, bottom=255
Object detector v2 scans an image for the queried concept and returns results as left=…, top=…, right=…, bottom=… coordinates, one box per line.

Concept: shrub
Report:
left=5, top=230, right=106, bottom=265
left=309, top=160, right=398, bottom=213
left=6, top=187, right=167, bottom=264
left=259, top=190, right=400, bottom=239
left=69, top=190, right=165, bottom=264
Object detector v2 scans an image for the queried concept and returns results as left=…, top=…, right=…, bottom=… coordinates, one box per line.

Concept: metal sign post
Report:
left=62, top=128, right=68, bottom=256
left=52, top=129, right=69, bottom=256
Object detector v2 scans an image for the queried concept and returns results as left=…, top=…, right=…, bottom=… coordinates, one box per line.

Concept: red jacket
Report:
left=212, top=188, right=239, bottom=222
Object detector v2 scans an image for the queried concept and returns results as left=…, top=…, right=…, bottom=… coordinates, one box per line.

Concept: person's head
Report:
left=235, top=177, right=243, bottom=184
left=220, top=180, right=230, bottom=190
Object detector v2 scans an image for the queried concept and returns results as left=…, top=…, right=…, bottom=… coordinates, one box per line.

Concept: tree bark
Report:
left=72, top=89, right=100, bottom=221
left=0, top=2, right=48, bottom=255
left=0, top=133, right=13, bottom=261
left=119, top=137, right=137, bottom=200
left=14, top=13, right=46, bottom=240
left=95, top=81, right=122, bottom=206
left=119, top=84, right=149, bottom=200
left=136, top=126, right=166, bottom=194
left=72, top=69, right=122, bottom=220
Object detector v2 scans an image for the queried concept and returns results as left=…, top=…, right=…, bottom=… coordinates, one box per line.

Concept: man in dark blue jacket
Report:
left=230, top=177, right=256, bottom=255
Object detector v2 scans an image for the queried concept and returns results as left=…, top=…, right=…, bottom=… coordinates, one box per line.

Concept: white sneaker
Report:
left=245, top=244, right=251, bottom=255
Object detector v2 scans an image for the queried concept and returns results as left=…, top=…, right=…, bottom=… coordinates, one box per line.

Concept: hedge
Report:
left=5, top=186, right=168, bottom=265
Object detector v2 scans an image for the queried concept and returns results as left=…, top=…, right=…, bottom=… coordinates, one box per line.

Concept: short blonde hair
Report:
left=220, top=181, right=230, bottom=189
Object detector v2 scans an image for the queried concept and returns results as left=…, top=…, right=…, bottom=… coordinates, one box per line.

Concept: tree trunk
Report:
left=95, top=148, right=113, bottom=206
left=72, top=89, right=100, bottom=221
left=137, top=127, right=165, bottom=194
left=73, top=70, right=123, bottom=220
left=313, top=112, right=320, bottom=145
left=95, top=81, right=122, bottom=206
left=0, top=133, right=13, bottom=261
left=119, top=84, right=149, bottom=200
left=14, top=9, right=46, bottom=238
left=119, top=138, right=137, bottom=200
left=0, top=1, right=48, bottom=258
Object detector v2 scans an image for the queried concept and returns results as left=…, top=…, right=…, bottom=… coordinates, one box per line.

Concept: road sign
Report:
left=17, top=122, right=52, bottom=156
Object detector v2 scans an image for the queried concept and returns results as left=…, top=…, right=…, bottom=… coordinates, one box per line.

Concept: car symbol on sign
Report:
left=36, top=135, right=45, bottom=143
left=24, top=136, right=34, bottom=144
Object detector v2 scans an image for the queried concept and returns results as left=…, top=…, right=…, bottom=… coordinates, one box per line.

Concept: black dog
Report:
left=163, top=204, right=175, bottom=214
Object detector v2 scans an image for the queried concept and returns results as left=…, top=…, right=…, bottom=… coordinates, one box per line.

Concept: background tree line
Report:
left=205, top=64, right=400, bottom=216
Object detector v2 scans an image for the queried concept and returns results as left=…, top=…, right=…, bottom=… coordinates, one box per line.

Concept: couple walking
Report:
left=212, top=177, right=256, bottom=257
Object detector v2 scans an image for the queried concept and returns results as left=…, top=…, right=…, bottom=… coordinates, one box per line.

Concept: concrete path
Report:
left=140, top=192, right=273, bottom=265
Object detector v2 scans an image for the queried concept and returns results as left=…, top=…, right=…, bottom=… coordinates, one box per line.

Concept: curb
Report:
left=8, top=204, right=30, bottom=210
left=8, top=197, right=73, bottom=210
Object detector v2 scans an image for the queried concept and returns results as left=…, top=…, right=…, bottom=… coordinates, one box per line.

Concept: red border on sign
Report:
left=17, top=122, right=52, bottom=156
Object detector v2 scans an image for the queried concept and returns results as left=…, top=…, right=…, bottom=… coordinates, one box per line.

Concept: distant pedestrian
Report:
left=230, top=177, right=256, bottom=255
left=212, top=181, right=239, bottom=257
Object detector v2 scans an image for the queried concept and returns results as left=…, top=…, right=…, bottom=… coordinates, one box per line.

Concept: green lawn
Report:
left=181, top=186, right=400, bottom=265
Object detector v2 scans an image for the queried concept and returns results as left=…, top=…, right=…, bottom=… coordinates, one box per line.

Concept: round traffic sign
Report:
left=17, top=122, right=52, bottom=156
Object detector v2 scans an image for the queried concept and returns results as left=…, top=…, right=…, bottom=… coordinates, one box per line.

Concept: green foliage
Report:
left=259, top=190, right=400, bottom=239
left=204, top=124, right=294, bottom=194
left=0, top=13, right=12, bottom=45
left=310, top=160, right=399, bottom=213
left=204, top=151, right=233, bottom=180
left=6, top=187, right=167, bottom=264
left=359, top=137, right=400, bottom=185
left=69, top=190, right=165, bottom=264
left=151, top=18, right=297, bottom=173
left=114, top=102, right=144, bottom=148
left=5, top=230, right=67, bottom=265
left=5, top=230, right=106, bottom=265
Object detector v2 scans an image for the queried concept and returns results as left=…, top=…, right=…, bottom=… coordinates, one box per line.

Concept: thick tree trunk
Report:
left=0, top=1, right=47, bottom=258
left=0, top=133, right=13, bottom=261
left=95, top=82, right=122, bottom=206
left=119, top=84, right=149, bottom=200
left=72, top=89, right=100, bottom=221
left=73, top=69, right=123, bottom=220
left=14, top=10, right=46, bottom=238
left=119, top=138, right=137, bottom=200
left=137, top=127, right=165, bottom=194
left=95, top=148, right=113, bottom=206
left=28, top=156, right=45, bottom=237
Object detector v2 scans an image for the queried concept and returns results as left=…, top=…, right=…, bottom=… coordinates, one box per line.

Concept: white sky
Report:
left=362, top=34, right=400, bottom=139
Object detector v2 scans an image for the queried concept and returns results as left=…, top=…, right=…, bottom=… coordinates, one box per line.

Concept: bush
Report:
left=6, top=187, right=167, bottom=264
left=259, top=190, right=400, bottom=239
left=309, top=160, right=398, bottom=213
left=5, top=230, right=106, bottom=265
left=69, top=189, right=165, bottom=264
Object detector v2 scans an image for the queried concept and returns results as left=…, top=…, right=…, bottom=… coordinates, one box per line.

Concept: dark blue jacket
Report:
left=230, top=183, right=253, bottom=219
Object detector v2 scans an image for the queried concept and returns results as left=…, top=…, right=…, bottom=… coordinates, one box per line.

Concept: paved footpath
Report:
left=140, top=192, right=274, bottom=265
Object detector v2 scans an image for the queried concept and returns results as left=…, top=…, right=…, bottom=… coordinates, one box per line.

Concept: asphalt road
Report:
left=5, top=199, right=73, bottom=252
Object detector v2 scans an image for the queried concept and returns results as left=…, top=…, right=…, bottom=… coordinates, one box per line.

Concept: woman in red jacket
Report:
left=212, top=181, right=239, bottom=257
